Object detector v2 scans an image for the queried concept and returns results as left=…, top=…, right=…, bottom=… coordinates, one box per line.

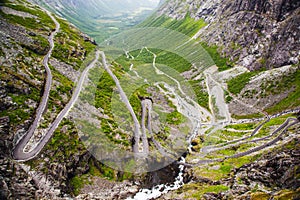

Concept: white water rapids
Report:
left=127, top=157, right=185, bottom=200
left=126, top=48, right=211, bottom=199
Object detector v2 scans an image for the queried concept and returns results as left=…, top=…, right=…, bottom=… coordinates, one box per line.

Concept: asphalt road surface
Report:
left=13, top=11, right=100, bottom=160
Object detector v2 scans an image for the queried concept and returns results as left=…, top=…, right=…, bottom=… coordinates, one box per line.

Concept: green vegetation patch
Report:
left=200, top=42, right=233, bottom=71
left=52, top=17, right=96, bottom=69
left=140, top=14, right=232, bottom=72
left=70, top=175, right=91, bottom=196
left=95, top=71, right=115, bottom=115
left=129, top=84, right=150, bottom=119
left=261, top=67, right=299, bottom=95
left=182, top=183, right=229, bottom=199
left=197, top=154, right=260, bottom=179
left=0, top=69, right=41, bottom=125
left=273, top=189, right=300, bottom=200
left=100, top=118, right=130, bottom=147
left=47, top=65, right=73, bottom=114
left=166, top=110, right=184, bottom=125
left=0, top=9, right=39, bottom=29
left=46, top=119, right=85, bottom=159
left=231, top=113, right=264, bottom=119
left=225, top=122, right=256, bottom=130
left=139, top=14, right=207, bottom=37
left=0, top=2, right=55, bottom=31
left=251, top=192, right=270, bottom=200
left=227, top=71, right=259, bottom=95
left=224, top=90, right=233, bottom=103
left=155, top=49, right=192, bottom=73
left=115, top=48, right=193, bottom=73
left=265, top=67, right=300, bottom=114
left=188, top=79, right=209, bottom=110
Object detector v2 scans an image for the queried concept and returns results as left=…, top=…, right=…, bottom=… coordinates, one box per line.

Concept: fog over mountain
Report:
left=32, top=0, right=160, bottom=14
left=30, top=0, right=161, bottom=42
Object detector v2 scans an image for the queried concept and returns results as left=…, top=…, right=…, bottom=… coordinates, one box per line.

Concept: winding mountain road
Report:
left=201, top=116, right=270, bottom=153
left=141, top=99, right=151, bottom=154
left=227, top=117, right=299, bottom=159
left=13, top=11, right=59, bottom=161
left=141, top=99, right=177, bottom=159
left=99, top=51, right=147, bottom=155
left=13, top=11, right=100, bottom=161
left=190, top=116, right=299, bottom=166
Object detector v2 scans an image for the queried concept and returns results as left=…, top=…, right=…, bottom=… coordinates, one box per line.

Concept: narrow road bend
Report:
left=13, top=11, right=100, bottom=161
left=13, top=11, right=60, bottom=161
left=99, top=51, right=148, bottom=155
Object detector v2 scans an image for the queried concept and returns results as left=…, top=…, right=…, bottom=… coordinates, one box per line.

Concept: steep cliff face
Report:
left=158, top=0, right=300, bottom=70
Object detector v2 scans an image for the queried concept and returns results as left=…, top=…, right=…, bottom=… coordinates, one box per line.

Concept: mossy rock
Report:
left=273, top=189, right=300, bottom=200
left=251, top=192, right=270, bottom=200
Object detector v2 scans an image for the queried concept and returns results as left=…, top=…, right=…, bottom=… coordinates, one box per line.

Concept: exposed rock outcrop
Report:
left=225, top=136, right=300, bottom=199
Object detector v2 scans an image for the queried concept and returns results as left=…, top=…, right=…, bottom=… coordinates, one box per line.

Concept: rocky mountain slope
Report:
left=0, top=1, right=177, bottom=199
left=143, top=0, right=300, bottom=118
left=0, top=0, right=100, bottom=198
left=158, top=0, right=300, bottom=70
left=0, top=0, right=299, bottom=199
left=140, top=0, right=300, bottom=199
